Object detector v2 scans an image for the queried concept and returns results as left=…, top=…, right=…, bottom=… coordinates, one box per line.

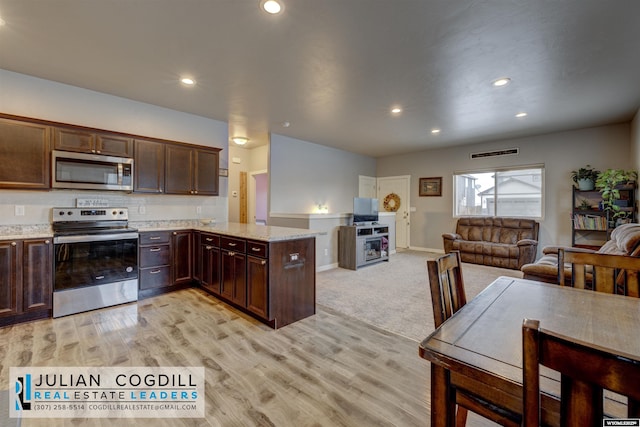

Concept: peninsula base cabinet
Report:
left=198, top=236, right=316, bottom=328
left=0, top=238, right=53, bottom=326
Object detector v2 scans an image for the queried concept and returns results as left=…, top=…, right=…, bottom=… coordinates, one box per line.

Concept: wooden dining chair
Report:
left=427, top=251, right=520, bottom=427
left=522, top=318, right=640, bottom=426
left=427, top=250, right=467, bottom=329
left=558, top=248, right=640, bottom=297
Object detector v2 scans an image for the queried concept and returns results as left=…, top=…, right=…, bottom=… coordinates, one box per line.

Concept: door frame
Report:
left=248, top=169, right=268, bottom=224
left=377, top=175, right=411, bottom=249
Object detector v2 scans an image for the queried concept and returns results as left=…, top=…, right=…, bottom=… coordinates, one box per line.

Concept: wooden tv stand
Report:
left=338, top=224, right=390, bottom=270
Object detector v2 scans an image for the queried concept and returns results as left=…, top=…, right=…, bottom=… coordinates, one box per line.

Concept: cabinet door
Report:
left=172, top=231, right=193, bottom=285
left=165, top=145, right=194, bottom=194
left=247, top=255, right=268, bottom=318
left=0, top=118, right=51, bottom=189
left=221, top=251, right=246, bottom=306
left=134, top=139, right=165, bottom=193
left=54, top=127, right=95, bottom=153
left=0, top=240, right=20, bottom=317
left=194, top=148, right=219, bottom=196
left=201, top=244, right=221, bottom=294
left=96, top=133, right=133, bottom=157
left=22, top=239, right=52, bottom=313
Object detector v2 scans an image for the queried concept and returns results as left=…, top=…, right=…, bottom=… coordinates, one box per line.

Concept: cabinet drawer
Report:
left=139, top=231, right=171, bottom=245
left=200, top=233, right=220, bottom=247
left=247, top=240, right=268, bottom=258
left=220, top=237, right=246, bottom=253
left=139, top=266, right=171, bottom=290
left=139, top=245, right=170, bottom=268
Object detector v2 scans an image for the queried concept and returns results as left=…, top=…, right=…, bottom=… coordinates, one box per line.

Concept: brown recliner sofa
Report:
left=521, top=223, right=640, bottom=283
left=442, top=217, right=539, bottom=270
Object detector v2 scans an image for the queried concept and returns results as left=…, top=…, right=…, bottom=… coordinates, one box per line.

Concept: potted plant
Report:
left=595, top=168, right=638, bottom=226
left=571, top=165, right=600, bottom=190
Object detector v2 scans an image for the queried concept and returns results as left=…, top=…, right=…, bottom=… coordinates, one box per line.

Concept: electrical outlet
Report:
left=15, top=205, right=25, bottom=216
left=324, top=248, right=328, bottom=256
left=196, top=206, right=202, bottom=214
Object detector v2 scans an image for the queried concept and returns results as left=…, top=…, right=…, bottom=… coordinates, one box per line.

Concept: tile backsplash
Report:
left=0, top=190, right=228, bottom=225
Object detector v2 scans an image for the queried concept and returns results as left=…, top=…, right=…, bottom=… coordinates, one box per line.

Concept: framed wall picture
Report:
left=419, top=177, right=442, bottom=197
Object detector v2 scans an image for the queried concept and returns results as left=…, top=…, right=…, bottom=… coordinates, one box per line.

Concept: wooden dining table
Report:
left=419, top=276, right=640, bottom=427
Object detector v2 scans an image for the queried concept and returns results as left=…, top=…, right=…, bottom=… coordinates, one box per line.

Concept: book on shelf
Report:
left=572, top=213, right=607, bottom=231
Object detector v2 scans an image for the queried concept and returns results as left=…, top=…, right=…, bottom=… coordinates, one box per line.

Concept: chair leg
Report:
left=456, top=406, right=468, bottom=427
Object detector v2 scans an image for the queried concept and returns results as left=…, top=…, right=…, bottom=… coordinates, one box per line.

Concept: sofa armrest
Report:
left=516, top=239, right=539, bottom=268
left=442, top=233, right=461, bottom=254
left=517, top=239, right=538, bottom=247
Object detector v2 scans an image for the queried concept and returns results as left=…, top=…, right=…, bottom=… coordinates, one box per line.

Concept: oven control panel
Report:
left=52, top=207, right=129, bottom=222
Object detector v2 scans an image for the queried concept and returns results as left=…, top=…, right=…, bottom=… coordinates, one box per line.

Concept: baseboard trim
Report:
left=409, top=246, right=444, bottom=253
left=317, top=262, right=339, bottom=272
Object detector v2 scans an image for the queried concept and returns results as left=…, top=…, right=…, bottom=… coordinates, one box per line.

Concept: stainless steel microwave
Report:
left=52, top=150, right=134, bottom=191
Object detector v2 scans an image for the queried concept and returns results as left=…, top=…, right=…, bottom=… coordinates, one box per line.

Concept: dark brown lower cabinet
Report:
left=139, top=231, right=171, bottom=291
left=0, top=238, right=52, bottom=325
left=197, top=234, right=315, bottom=328
left=246, top=240, right=268, bottom=319
left=221, top=250, right=246, bottom=306
left=172, top=230, right=193, bottom=286
left=199, top=233, right=220, bottom=294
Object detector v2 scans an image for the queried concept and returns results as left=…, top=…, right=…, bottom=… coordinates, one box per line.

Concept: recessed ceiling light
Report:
left=231, top=137, right=249, bottom=145
left=492, top=77, right=511, bottom=87
left=281, top=121, right=291, bottom=128
left=391, top=107, right=402, bottom=115
left=180, top=77, right=195, bottom=86
left=431, top=129, right=441, bottom=134
left=515, top=112, right=528, bottom=118
left=261, top=0, right=284, bottom=14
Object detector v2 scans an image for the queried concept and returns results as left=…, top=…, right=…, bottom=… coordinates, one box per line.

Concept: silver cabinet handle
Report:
left=251, top=247, right=261, bottom=252
left=149, top=236, right=162, bottom=240
left=150, top=269, right=162, bottom=274
left=11, top=242, right=17, bottom=246
left=228, top=251, right=235, bottom=256
left=45, top=240, right=50, bottom=244
left=150, top=248, right=161, bottom=252
left=261, top=260, right=266, bottom=265
left=206, top=238, right=213, bottom=242
left=228, top=242, right=237, bottom=247
left=205, top=245, right=213, bottom=250
left=95, top=275, right=105, bottom=280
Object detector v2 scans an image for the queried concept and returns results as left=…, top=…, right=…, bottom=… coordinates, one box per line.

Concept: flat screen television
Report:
left=353, top=197, right=379, bottom=223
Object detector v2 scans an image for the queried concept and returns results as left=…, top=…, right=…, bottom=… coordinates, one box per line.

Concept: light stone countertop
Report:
left=135, top=221, right=323, bottom=242
left=0, top=221, right=322, bottom=243
left=0, top=225, right=53, bottom=241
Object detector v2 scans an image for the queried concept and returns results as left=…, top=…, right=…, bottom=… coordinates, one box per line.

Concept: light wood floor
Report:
left=0, top=288, right=496, bottom=426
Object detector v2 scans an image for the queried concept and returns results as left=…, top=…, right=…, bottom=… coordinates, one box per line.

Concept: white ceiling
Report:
left=1, top=1, right=639, bottom=157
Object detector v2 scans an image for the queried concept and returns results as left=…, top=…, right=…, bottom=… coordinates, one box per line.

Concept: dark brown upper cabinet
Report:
left=134, top=139, right=165, bottom=193
left=0, top=117, right=51, bottom=190
left=54, top=127, right=133, bottom=157
left=165, top=144, right=219, bottom=196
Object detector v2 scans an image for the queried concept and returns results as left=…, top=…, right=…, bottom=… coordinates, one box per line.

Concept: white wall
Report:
left=377, top=123, right=632, bottom=253
left=269, top=134, right=377, bottom=215
left=0, top=70, right=229, bottom=225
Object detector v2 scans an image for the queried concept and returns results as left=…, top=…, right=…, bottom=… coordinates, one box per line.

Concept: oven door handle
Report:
left=54, top=232, right=139, bottom=244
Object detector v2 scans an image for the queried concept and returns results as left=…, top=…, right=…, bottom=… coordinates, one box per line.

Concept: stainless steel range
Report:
left=52, top=207, right=139, bottom=318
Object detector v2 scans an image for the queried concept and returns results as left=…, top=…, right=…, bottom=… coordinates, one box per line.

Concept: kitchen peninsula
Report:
left=137, top=222, right=320, bottom=329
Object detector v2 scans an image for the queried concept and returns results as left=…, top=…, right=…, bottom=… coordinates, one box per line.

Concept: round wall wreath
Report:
left=383, top=193, right=401, bottom=212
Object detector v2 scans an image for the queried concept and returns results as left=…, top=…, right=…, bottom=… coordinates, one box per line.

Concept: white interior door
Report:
left=377, top=176, right=410, bottom=249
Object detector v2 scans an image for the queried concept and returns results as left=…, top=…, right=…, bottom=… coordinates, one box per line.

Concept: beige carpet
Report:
left=316, top=250, right=523, bottom=342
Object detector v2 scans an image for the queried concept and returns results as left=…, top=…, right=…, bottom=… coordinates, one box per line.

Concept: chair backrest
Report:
left=522, top=318, right=640, bottom=427
left=558, top=248, right=640, bottom=297
left=427, top=251, right=467, bottom=328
